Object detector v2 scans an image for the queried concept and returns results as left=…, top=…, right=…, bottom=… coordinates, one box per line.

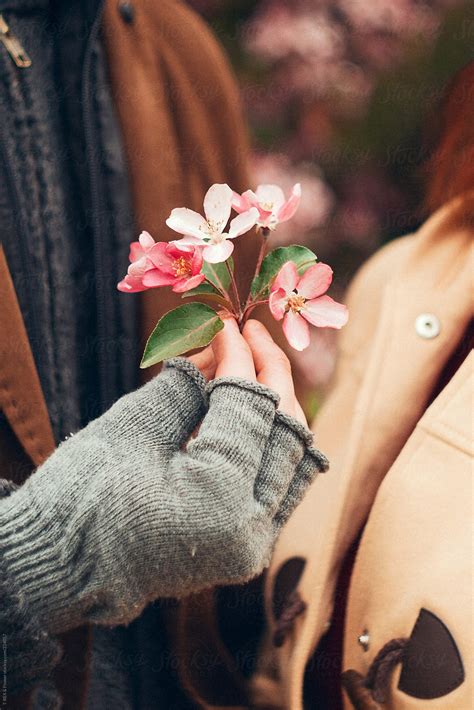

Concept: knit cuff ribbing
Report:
left=272, top=411, right=329, bottom=472
left=0, top=549, right=62, bottom=694
left=0, top=486, right=94, bottom=636
left=273, top=410, right=313, bottom=447
left=274, top=410, right=329, bottom=473
left=163, top=357, right=208, bottom=396
left=271, top=433, right=329, bottom=528
left=206, top=376, right=280, bottom=407
left=302, top=445, right=329, bottom=473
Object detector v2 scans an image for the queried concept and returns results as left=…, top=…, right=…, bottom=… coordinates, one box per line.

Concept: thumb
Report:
left=187, top=345, right=216, bottom=381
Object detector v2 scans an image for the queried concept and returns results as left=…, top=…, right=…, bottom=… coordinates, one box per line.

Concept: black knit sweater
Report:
left=0, top=0, right=194, bottom=707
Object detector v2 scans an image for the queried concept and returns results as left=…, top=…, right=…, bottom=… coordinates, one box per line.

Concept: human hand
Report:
left=188, top=314, right=254, bottom=382
left=242, top=319, right=307, bottom=426
left=190, top=317, right=306, bottom=425
left=187, top=345, right=216, bottom=381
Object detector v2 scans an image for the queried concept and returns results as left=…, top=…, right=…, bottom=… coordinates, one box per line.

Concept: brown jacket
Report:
left=250, top=193, right=473, bottom=709
left=0, top=0, right=251, bottom=707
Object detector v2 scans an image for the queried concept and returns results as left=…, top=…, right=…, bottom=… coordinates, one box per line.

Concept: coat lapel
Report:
left=274, top=193, right=474, bottom=709
left=334, top=192, right=474, bottom=561
left=0, top=246, right=55, bottom=469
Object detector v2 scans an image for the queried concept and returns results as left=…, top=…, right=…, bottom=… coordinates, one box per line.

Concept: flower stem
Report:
left=241, top=226, right=268, bottom=322
left=254, top=227, right=268, bottom=279
left=226, top=260, right=242, bottom=318
left=241, top=299, right=269, bottom=326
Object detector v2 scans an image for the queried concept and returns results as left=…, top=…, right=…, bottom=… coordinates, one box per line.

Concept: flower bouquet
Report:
left=118, top=183, right=348, bottom=368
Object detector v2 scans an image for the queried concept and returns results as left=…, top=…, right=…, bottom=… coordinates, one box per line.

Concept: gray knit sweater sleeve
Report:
left=0, top=358, right=327, bottom=690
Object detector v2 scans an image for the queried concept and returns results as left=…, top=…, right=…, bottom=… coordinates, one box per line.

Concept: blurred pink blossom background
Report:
left=188, top=0, right=470, bottom=410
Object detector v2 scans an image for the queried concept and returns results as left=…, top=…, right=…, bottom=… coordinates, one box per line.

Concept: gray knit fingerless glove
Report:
left=0, top=359, right=327, bottom=644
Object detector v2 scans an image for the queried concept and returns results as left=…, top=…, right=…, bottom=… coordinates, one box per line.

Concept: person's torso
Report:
left=0, top=0, right=138, bottom=444
left=251, top=196, right=473, bottom=710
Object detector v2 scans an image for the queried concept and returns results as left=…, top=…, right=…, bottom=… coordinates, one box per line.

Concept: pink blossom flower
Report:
left=117, top=231, right=156, bottom=292
left=269, top=261, right=348, bottom=351
left=232, top=183, right=301, bottom=230
left=251, top=155, right=334, bottom=246
left=166, top=183, right=259, bottom=264
left=143, top=242, right=205, bottom=293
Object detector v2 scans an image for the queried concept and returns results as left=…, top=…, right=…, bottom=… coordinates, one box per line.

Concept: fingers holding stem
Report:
left=242, top=319, right=307, bottom=425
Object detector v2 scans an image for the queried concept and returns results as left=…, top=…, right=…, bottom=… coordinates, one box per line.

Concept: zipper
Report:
left=0, top=14, right=31, bottom=68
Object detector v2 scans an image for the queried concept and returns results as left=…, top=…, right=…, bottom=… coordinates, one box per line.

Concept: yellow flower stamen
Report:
left=199, top=220, right=225, bottom=244
left=287, top=293, right=306, bottom=313
left=173, top=256, right=192, bottom=278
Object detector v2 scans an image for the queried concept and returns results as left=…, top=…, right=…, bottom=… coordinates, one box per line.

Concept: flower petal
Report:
left=277, top=183, right=301, bottom=223
left=282, top=310, right=310, bottom=351
left=255, top=184, right=286, bottom=213
left=172, top=273, right=206, bottom=293
left=228, top=208, right=259, bottom=238
left=202, top=240, right=234, bottom=264
left=268, top=288, right=288, bottom=321
left=117, top=273, right=147, bottom=293
left=165, top=242, right=188, bottom=259
left=142, top=269, right=177, bottom=288
left=129, top=241, right=144, bottom=263
left=297, top=262, right=333, bottom=299
left=171, top=236, right=204, bottom=251
left=302, top=295, right=349, bottom=329
left=191, top=247, right=203, bottom=275
left=128, top=256, right=148, bottom=277
left=231, top=190, right=253, bottom=213
left=147, top=242, right=175, bottom=273
left=203, top=183, right=233, bottom=231
left=138, top=230, right=155, bottom=251
left=272, top=261, right=299, bottom=294
left=166, top=208, right=207, bottom=239
left=256, top=208, right=274, bottom=227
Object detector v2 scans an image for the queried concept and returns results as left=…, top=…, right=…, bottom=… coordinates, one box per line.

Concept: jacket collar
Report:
left=334, top=190, right=474, bottom=559
left=0, top=247, right=54, bottom=468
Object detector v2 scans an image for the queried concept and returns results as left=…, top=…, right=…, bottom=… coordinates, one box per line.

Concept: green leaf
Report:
left=181, top=287, right=230, bottom=309
left=140, top=303, right=224, bottom=368
left=180, top=257, right=234, bottom=304
left=181, top=282, right=220, bottom=297
left=250, top=245, right=317, bottom=301
left=202, top=258, right=233, bottom=295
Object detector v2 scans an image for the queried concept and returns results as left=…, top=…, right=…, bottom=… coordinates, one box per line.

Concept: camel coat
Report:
left=250, top=192, right=473, bottom=709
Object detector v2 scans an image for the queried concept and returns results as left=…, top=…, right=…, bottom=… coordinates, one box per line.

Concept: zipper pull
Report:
left=0, top=14, right=31, bottom=68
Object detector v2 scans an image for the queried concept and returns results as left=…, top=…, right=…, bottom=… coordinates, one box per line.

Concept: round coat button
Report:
left=357, top=630, right=370, bottom=651
left=118, top=1, right=135, bottom=23
left=415, top=313, right=440, bottom=339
